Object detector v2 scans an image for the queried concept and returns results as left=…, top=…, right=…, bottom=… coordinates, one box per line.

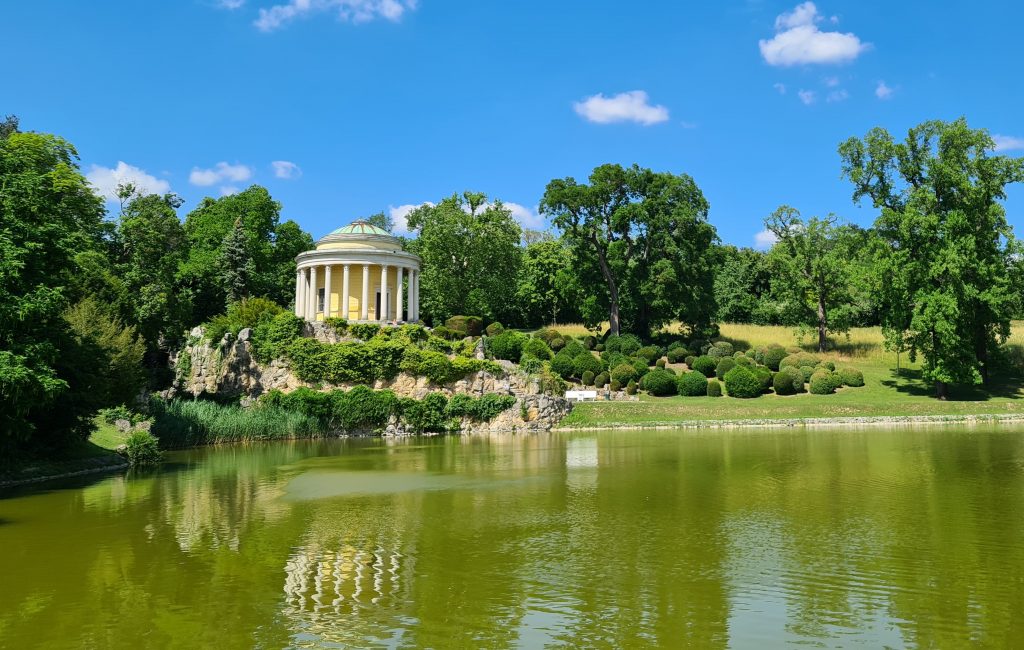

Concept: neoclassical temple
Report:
left=294, top=220, right=421, bottom=323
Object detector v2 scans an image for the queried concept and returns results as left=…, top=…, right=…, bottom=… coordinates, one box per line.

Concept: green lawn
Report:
left=0, top=421, right=128, bottom=486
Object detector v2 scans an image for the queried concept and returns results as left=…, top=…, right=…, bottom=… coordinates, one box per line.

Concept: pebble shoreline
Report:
left=553, top=413, right=1024, bottom=431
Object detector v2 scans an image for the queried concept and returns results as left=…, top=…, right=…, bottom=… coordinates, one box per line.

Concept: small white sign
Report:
left=565, top=390, right=598, bottom=402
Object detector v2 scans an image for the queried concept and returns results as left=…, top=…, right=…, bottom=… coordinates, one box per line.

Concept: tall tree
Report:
left=364, top=211, right=394, bottom=233
left=840, top=118, right=1024, bottom=397
left=713, top=245, right=775, bottom=324
left=0, top=129, right=109, bottom=447
left=515, top=238, right=583, bottom=328
left=763, top=206, right=868, bottom=352
left=406, top=192, right=522, bottom=324
left=541, top=163, right=718, bottom=336
left=221, top=217, right=253, bottom=305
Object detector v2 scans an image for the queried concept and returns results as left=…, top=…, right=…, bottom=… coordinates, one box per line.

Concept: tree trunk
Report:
left=935, top=380, right=948, bottom=400
left=593, top=238, right=620, bottom=336
left=817, top=293, right=827, bottom=353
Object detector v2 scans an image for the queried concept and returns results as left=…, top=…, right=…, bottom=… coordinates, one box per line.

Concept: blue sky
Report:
left=4, top=0, right=1022, bottom=247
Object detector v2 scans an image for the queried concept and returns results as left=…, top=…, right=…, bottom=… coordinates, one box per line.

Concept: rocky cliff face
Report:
left=170, top=326, right=571, bottom=433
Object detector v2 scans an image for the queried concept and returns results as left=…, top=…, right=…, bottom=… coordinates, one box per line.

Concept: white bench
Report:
left=565, top=390, right=598, bottom=402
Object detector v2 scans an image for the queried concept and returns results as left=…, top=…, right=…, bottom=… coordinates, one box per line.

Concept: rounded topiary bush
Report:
left=642, top=369, right=677, bottom=396
left=780, top=352, right=818, bottom=370
left=605, top=334, right=642, bottom=356
left=810, top=370, right=837, bottom=394
left=595, top=343, right=605, bottom=352
left=677, top=370, right=708, bottom=397
left=581, top=370, right=595, bottom=386
left=485, top=321, right=504, bottom=337
left=583, top=335, right=597, bottom=350
left=707, top=379, right=723, bottom=397
left=594, top=372, right=609, bottom=388
left=522, top=337, right=553, bottom=361
left=712, top=341, right=734, bottom=356
left=535, top=328, right=562, bottom=344
left=724, top=365, right=762, bottom=398
left=563, top=340, right=587, bottom=359
left=610, top=363, right=639, bottom=386
left=715, top=357, right=736, bottom=380
left=691, top=355, right=717, bottom=378
left=626, top=379, right=637, bottom=395
left=773, top=366, right=804, bottom=395
left=636, top=345, right=663, bottom=365
left=574, top=353, right=603, bottom=378
left=487, top=330, right=527, bottom=361
left=656, top=358, right=666, bottom=369
left=549, top=337, right=566, bottom=352
left=549, top=351, right=576, bottom=379
left=839, top=367, right=864, bottom=387
left=667, top=347, right=688, bottom=364
left=610, top=379, right=622, bottom=392
left=799, top=365, right=815, bottom=382
left=821, top=360, right=836, bottom=371
left=684, top=355, right=696, bottom=367
left=124, top=430, right=162, bottom=466
left=735, top=355, right=754, bottom=367
left=445, top=315, right=483, bottom=337
left=762, top=345, right=788, bottom=371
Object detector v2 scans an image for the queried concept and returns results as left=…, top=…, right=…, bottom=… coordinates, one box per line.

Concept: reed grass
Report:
left=151, top=400, right=323, bottom=448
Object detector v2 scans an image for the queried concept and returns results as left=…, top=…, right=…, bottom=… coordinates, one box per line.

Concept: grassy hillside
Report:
left=557, top=322, right=1024, bottom=427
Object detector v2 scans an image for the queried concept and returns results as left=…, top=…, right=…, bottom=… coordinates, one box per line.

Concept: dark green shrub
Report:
left=689, top=338, right=710, bottom=354
left=677, top=370, right=708, bottom=397
left=581, top=370, right=595, bottom=386
left=636, top=345, right=663, bottom=365
left=799, top=365, right=815, bottom=382
left=605, top=334, right=641, bottom=356
left=773, top=366, right=804, bottom=395
left=735, top=355, right=754, bottom=367
left=485, top=321, right=504, bottom=336
left=535, top=328, right=562, bottom=344
left=625, top=379, right=637, bottom=395
left=656, top=358, right=666, bottom=369
left=691, top=355, right=717, bottom=378
left=595, top=343, right=605, bottom=352
left=205, top=297, right=285, bottom=344
left=350, top=323, right=381, bottom=340
left=821, top=360, right=836, bottom=371
left=780, top=352, right=818, bottom=369
left=523, top=337, right=553, bottom=361
left=709, top=341, right=733, bottom=358
left=667, top=341, right=684, bottom=352
left=487, top=330, right=528, bottom=361
left=563, top=340, right=587, bottom=359
left=610, top=379, right=622, bottom=392
left=124, top=430, right=162, bottom=466
left=667, top=347, right=688, bottom=364
left=550, top=351, right=577, bottom=379
left=594, top=372, right=609, bottom=388
left=809, top=370, right=838, bottom=394
left=754, top=366, right=773, bottom=392
left=583, top=335, right=597, bottom=350
left=445, top=315, right=483, bottom=337
left=707, top=345, right=728, bottom=359
left=724, top=365, right=762, bottom=398
left=715, top=357, right=736, bottom=380
left=762, top=345, right=787, bottom=371
left=401, top=392, right=451, bottom=433
left=549, top=337, right=566, bottom=352
left=611, top=363, right=639, bottom=386
left=706, top=379, right=722, bottom=397
left=641, top=369, right=676, bottom=396
left=684, top=355, right=696, bottom=367
left=447, top=393, right=516, bottom=421
left=839, top=367, right=865, bottom=387
left=431, top=325, right=456, bottom=340
left=574, top=353, right=603, bottom=378
left=631, top=357, right=649, bottom=377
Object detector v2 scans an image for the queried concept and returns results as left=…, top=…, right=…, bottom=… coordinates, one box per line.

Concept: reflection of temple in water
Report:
left=282, top=539, right=414, bottom=612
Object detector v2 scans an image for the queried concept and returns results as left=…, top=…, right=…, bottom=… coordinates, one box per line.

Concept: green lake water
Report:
left=2, top=427, right=1024, bottom=648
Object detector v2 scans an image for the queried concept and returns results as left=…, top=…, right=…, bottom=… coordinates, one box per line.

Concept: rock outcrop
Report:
left=170, top=328, right=571, bottom=433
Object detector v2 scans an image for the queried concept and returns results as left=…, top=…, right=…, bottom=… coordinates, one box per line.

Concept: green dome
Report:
left=327, top=220, right=393, bottom=237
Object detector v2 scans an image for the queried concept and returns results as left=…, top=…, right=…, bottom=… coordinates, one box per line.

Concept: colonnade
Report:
left=294, top=263, right=420, bottom=323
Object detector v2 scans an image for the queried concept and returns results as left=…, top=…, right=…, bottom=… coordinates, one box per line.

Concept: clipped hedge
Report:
left=762, top=345, right=788, bottom=371
left=626, top=379, right=637, bottom=395
left=636, top=345, right=663, bottom=366
left=810, top=370, right=841, bottom=394
left=594, top=372, right=609, bottom=388
left=574, top=353, right=603, bottom=378
left=251, top=312, right=304, bottom=363
left=707, top=379, right=723, bottom=397
left=610, top=363, right=639, bottom=386
left=445, top=315, right=483, bottom=337
left=780, top=352, right=819, bottom=370
left=773, top=366, right=804, bottom=395
left=605, top=334, right=642, bottom=356
left=724, top=365, right=762, bottom=398
left=677, top=370, right=708, bottom=397
left=667, top=347, right=688, bottom=364
left=550, top=351, right=577, bottom=379
left=522, top=337, right=554, bottom=361
left=839, top=367, right=864, bottom=387
left=581, top=370, right=595, bottom=386
left=691, top=355, right=718, bottom=378
left=641, top=369, right=677, bottom=396
left=715, top=357, right=736, bottom=380
left=487, top=330, right=528, bottom=361
left=485, top=322, right=505, bottom=336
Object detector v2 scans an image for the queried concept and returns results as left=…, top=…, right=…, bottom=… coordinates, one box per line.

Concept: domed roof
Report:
left=326, top=220, right=392, bottom=237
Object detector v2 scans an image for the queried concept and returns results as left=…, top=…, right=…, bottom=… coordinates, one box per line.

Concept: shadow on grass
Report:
left=714, top=335, right=752, bottom=352
left=881, top=368, right=1024, bottom=401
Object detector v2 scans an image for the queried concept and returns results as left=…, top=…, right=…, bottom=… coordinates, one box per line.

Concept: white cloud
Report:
left=826, top=88, right=848, bottom=102
left=189, top=162, right=253, bottom=187
left=86, top=161, right=171, bottom=201
left=993, top=135, right=1024, bottom=152
left=254, top=0, right=417, bottom=32
left=218, top=0, right=246, bottom=8
left=573, top=90, right=669, bottom=126
left=798, top=89, right=816, bottom=105
left=502, top=202, right=545, bottom=230
left=271, top=160, right=302, bottom=179
left=388, top=202, right=432, bottom=234
left=773, top=82, right=787, bottom=94
left=754, top=229, right=778, bottom=250
left=389, top=199, right=544, bottom=233
left=760, top=2, right=868, bottom=66
left=875, top=80, right=894, bottom=100
left=220, top=186, right=240, bottom=196
left=824, top=75, right=840, bottom=87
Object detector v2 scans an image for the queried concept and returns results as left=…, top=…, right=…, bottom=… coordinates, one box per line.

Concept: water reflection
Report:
left=1, top=428, right=1024, bottom=647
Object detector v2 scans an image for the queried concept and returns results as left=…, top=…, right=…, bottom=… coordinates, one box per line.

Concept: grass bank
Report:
left=555, top=323, right=1024, bottom=429
left=0, top=421, right=128, bottom=488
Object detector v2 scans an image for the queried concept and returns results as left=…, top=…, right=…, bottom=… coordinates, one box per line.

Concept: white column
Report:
left=361, top=264, right=370, bottom=321
left=413, top=270, right=420, bottom=321
left=342, top=264, right=351, bottom=321
left=307, top=266, right=318, bottom=321
left=323, top=265, right=333, bottom=318
left=380, top=265, right=389, bottom=322
left=396, top=266, right=404, bottom=323
left=294, top=269, right=302, bottom=317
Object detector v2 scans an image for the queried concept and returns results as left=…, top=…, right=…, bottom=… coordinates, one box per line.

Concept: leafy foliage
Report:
left=677, top=370, right=708, bottom=397
left=724, top=365, right=762, bottom=398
